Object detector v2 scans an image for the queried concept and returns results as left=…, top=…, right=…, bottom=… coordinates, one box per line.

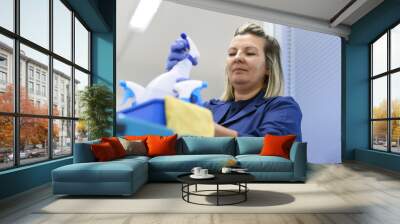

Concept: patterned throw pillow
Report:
left=118, top=137, right=147, bottom=156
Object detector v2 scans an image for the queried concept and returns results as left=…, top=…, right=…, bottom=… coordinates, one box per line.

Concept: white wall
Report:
left=117, top=0, right=261, bottom=108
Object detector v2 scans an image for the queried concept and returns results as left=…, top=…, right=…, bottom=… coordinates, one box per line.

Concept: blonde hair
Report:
left=221, top=23, right=284, bottom=101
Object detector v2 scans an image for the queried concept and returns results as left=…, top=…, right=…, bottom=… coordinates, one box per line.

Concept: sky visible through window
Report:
left=372, top=34, right=388, bottom=108
left=0, top=0, right=13, bottom=31
left=0, top=0, right=88, bottom=75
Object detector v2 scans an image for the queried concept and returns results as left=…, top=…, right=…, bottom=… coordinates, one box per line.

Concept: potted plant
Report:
left=79, top=84, right=114, bottom=140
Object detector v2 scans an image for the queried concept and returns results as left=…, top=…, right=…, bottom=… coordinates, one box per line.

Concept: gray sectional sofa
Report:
left=52, top=136, right=307, bottom=196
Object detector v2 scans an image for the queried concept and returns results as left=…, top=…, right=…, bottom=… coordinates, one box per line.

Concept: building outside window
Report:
left=28, top=66, right=34, bottom=80
left=28, top=81, right=34, bottom=94
left=41, top=73, right=46, bottom=83
left=0, top=71, right=6, bottom=84
left=35, top=83, right=40, bottom=95
left=0, top=54, right=6, bottom=67
left=0, top=54, right=7, bottom=90
left=42, top=85, right=46, bottom=97
left=35, top=70, right=40, bottom=81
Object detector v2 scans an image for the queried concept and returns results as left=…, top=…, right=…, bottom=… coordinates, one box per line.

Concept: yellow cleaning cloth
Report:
left=165, top=96, right=215, bottom=137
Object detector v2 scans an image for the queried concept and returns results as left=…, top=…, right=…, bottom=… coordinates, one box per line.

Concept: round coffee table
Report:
left=177, top=172, right=255, bottom=206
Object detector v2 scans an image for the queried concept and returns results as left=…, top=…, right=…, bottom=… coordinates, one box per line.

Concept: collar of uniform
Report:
left=214, top=91, right=267, bottom=124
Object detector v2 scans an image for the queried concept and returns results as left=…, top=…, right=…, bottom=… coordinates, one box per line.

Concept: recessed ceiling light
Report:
left=129, top=0, right=162, bottom=32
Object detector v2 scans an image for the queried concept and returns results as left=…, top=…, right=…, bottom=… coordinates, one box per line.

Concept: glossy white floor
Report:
left=0, top=162, right=400, bottom=224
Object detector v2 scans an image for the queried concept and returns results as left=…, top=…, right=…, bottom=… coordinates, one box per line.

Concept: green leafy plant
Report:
left=79, top=84, right=114, bottom=140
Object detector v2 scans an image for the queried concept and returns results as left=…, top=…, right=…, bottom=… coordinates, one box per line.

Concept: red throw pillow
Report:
left=259, top=134, right=296, bottom=159
left=91, top=142, right=118, bottom=161
left=146, top=134, right=177, bottom=157
left=101, top=137, right=127, bottom=158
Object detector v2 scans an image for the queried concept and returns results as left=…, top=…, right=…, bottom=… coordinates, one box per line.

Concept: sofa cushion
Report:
left=115, top=155, right=150, bottom=163
left=53, top=158, right=148, bottom=183
left=178, top=136, right=235, bottom=155
left=236, top=155, right=293, bottom=172
left=236, top=137, right=263, bottom=155
left=148, top=154, right=235, bottom=172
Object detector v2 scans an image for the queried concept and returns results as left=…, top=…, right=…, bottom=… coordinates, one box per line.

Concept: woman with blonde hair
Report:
left=166, top=23, right=302, bottom=140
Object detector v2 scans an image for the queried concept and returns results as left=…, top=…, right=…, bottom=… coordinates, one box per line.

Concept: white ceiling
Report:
left=225, top=0, right=353, bottom=22
left=166, top=0, right=384, bottom=38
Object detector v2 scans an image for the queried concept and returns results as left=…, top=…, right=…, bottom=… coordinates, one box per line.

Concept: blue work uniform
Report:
left=204, top=91, right=302, bottom=141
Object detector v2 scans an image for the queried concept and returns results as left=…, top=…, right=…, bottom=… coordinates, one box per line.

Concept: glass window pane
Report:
left=20, top=0, right=49, bottom=49
left=391, top=72, right=400, bottom=118
left=20, top=44, right=49, bottom=115
left=372, top=33, right=387, bottom=76
left=75, top=120, right=88, bottom=143
left=372, top=121, right=387, bottom=151
left=53, top=59, right=72, bottom=117
left=0, top=34, right=14, bottom=112
left=74, top=69, right=89, bottom=118
left=391, top=24, right=400, bottom=70
left=53, top=0, right=72, bottom=60
left=53, top=119, right=72, bottom=157
left=74, top=18, right=89, bottom=70
left=20, top=117, right=49, bottom=165
left=372, top=77, right=387, bottom=119
left=0, top=116, right=14, bottom=170
left=0, top=0, right=14, bottom=31
left=391, top=120, right=400, bottom=153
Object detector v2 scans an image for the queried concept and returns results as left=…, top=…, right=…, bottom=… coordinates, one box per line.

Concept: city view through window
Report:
left=371, top=23, right=400, bottom=153
left=0, top=0, right=91, bottom=170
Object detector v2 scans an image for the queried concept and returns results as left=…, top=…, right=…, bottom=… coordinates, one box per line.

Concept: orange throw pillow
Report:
left=91, top=142, right=117, bottom=161
left=124, top=135, right=148, bottom=141
left=146, top=134, right=177, bottom=157
left=259, top=134, right=296, bottom=159
left=101, top=137, right=127, bottom=158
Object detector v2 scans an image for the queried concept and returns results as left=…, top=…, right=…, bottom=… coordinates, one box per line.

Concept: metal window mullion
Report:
left=370, top=45, right=373, bottom=149
left=48, top=0, right=53, bottom=160
left=71, top=11, right=76, bottom=155
left=13, top=0, right=20, bottom=167
left=88, top=31, right=91, bottom=76
left=388, top=30, right=391, bottom=152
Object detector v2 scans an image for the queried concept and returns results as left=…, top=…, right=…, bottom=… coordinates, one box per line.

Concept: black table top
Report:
left=177, top=172, right=255, bottom=185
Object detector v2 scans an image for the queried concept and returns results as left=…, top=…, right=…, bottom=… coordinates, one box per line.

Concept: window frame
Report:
left=370, top=20, right=400, bottom=154
left=0, top=0, right=92, bottom=171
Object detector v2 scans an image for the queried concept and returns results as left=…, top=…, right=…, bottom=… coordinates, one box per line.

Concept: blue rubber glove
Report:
left=165, top=33, right=190, bottom=71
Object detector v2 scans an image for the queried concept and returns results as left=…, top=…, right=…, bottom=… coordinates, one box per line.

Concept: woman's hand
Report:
left=214, top=123, right=238, bottom=137
left=165, top=34, right=190, bottom=71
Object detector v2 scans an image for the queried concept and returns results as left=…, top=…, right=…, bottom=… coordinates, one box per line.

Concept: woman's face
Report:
left=226, top=34, right=267, bottom=93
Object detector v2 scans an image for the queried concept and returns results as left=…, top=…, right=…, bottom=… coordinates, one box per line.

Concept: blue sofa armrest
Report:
left=73, top=140, right=100, bottom=163
left=289, top=142, right=307, bottom=181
